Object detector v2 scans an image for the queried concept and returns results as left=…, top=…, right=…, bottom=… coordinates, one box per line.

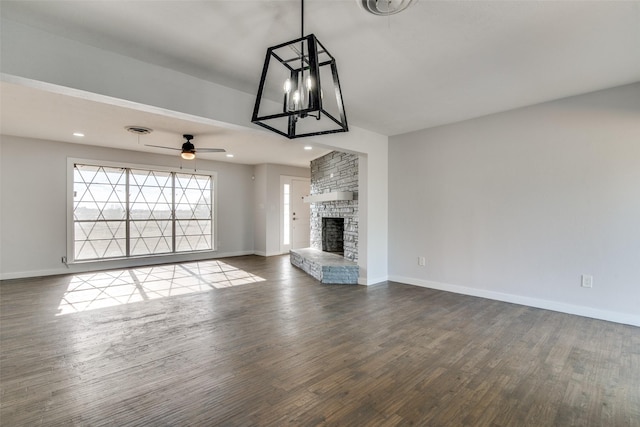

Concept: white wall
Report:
left=1, top=18, right=389, bottom=285
left=252, top=164, right=268, bottom=257
left=0, top=136, right=255, bottom=279
left=389, top=83, right=640, bottom=326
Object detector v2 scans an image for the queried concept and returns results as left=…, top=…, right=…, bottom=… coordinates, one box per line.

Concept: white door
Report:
left=290, top=179, right=310, bottom=250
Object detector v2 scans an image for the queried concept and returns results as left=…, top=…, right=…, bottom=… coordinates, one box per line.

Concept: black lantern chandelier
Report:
left=251, top=0, right=348, bottom=139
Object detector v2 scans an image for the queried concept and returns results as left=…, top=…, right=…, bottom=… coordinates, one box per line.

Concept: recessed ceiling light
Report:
left=304, top=146, right=312, bottom=150
left=73, top=132, right=85, bottom=137
left=226, top=154, right=234, bottom=158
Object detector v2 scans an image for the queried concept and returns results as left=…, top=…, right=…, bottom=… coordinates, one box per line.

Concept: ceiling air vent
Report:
left=359, top=0, right=416, bottom=16
left=125, top=126, right=153, bottom=135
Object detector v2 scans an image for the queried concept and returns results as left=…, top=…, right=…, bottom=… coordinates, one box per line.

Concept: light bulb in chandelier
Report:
left=283, top=75, right=314, bottom=113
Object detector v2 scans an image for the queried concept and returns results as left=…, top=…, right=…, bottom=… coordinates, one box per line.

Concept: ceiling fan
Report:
left=146, top=134, right=226, bottom=160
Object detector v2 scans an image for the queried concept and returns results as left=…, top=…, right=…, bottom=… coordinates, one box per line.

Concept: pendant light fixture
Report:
left=252, top=0, right=348, bottom=139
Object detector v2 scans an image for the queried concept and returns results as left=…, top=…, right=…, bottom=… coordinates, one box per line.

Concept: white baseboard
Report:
left=1, top=267, right=68, bottom=281
left=215, top=250, right=256, bottom=259
left=388, top=275, right=640, bottom=327
left=253, top=251, right=284, bottom=257
left=362, top=276, right=389, bottom=286
left=0, top=250, right=256, bottom=281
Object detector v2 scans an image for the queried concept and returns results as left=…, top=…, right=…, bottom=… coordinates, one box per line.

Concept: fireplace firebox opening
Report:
left=322, top=217, right=344, bottom=255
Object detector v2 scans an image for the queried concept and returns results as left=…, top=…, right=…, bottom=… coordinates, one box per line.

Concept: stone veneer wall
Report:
left=310, top=151, right=358, bottom=261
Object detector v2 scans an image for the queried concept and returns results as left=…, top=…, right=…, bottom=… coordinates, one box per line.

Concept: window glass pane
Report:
left=176, top=174, right=211, bottom=190
left=283, top=184, right=290, bottom=245
left=130, top=169, right=172, bottom=220
left=74, top=221, right=126, bottom=260
left=130, top=220, right=172, bottom=256
left=74, top=165, right=126, bottom=222
left=175, top=173, right=212, bottom=252
left=176, top=220, right=212, bottom=252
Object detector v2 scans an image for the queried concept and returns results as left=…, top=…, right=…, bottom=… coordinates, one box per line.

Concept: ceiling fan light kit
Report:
left=180, top=135, right=197, bottom=160
left=252, top=0, right=348, bottom=139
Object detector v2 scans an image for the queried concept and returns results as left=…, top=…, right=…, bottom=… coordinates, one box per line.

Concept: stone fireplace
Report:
left=290, top=151, right=359, bottom=284
left=310, top=151, right=358, bottom=261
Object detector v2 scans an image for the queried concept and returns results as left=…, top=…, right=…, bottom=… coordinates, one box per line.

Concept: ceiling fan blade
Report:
left=145, top=144, right=181, bottom=151
left=196, top=148, right=226, bottom=153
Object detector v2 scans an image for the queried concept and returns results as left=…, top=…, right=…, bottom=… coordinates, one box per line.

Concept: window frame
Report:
left=67, top=158, right=217, bottom=264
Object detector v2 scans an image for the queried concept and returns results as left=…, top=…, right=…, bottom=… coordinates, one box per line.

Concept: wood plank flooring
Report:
left=1, top=255, right=639, bottom=426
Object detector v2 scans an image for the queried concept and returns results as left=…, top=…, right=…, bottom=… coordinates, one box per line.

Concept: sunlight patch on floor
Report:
left=56, top=260, right=265, bottom=315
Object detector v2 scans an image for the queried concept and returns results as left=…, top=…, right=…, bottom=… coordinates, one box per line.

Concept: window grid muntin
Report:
left=73, top=163, right=213, bottom=261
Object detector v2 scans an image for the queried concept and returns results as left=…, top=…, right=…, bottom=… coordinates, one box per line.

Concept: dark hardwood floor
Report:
left=1, top=255, right=639, bottom=426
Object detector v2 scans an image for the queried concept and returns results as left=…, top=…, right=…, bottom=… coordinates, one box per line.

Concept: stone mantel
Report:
left=303, top=191, right=353, bottom=203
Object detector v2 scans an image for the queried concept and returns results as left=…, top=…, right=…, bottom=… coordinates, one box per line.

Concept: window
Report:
left=283, top=183, right=290, bottom=246
left=72, top=163, right=213, bottom=261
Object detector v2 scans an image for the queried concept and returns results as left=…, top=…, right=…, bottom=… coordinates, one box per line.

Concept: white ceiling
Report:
left=0, top=80, right=330, bottom=167
left=1, top=0, right=639, bottom=165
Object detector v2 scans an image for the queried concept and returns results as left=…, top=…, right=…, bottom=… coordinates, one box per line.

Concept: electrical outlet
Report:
left=418, top=256, right=426, bottom=267
left=581, top=274, right=593, bottom=288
